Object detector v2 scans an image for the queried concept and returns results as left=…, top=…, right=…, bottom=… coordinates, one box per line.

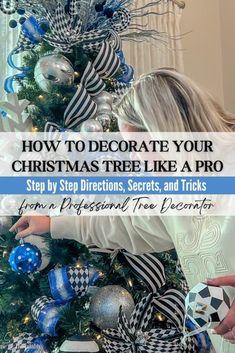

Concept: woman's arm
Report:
left=10, top=215, right=174, bottom=255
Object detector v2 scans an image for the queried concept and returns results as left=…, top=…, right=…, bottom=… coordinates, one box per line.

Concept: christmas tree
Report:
left=0, top=1, right=211, bottom=353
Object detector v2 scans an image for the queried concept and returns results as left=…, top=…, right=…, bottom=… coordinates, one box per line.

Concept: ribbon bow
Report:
left=43, top=0, right=109, bottom=53
left=89, top=247, right=186, bottom=330
left=5, top=333, right=48, bottom=353
left=45, top=31, right=121, bottom=132
left=103, top=294, right=197, bottom=353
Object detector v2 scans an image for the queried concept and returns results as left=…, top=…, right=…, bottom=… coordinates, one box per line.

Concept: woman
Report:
left=10, top=70, right=235, bottom=352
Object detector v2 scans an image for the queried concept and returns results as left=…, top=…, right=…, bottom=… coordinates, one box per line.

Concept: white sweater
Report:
left=51, top=215, right=235, bottom=353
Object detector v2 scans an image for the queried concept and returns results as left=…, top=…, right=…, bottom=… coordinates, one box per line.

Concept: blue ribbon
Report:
left=4, top=72, right=28, bottom=94
left=48, top=266, right=77, bottom=302
left=37, top=301, right=68, bottom=336
left=24, top=337, right=48, bottom=353
left=186, top=319, right=211, bottom=353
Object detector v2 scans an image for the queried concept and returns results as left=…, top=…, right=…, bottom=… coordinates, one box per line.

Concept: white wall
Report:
left=181, top=0, right=235, bottom=113
left=219, top=0, right=235, bottom=113
left=181, top=0, right=224, bottom=105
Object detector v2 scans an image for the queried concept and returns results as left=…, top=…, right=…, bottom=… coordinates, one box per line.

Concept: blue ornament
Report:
left=117, top=64, right=134, bottom=84
left=17, top=8, right=26, bottom=15
left=9, top=20, right=18, bottom=29
left=22, top=16, right=45, bottom=44
left=9, top=243, right=42, bottom=274
left=95, top=3, right=104, bottom=12
left=19, top=17, right=26, bottom=25
left=104, top=7, right=114, bottom=18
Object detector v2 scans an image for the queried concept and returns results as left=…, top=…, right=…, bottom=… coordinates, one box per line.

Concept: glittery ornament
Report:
left=90, top=285, right=135, bottom=330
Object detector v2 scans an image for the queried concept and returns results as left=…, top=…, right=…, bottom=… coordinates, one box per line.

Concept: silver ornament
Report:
left=90, top=285, right=135, bottom=330
left=96, top=103, right=112, bottom=115
left=0, top=216, right=12, bottom=234
left=34, top=54, right=74, bottom=93
left=80, top=119, right=103, bottom=133
left=94, top=91, right=114, bottom=106
left=97, top=114, right=111, bottom=130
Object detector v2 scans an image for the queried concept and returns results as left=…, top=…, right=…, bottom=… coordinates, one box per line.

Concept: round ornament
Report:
left=80, top=119, right=103, bottom=133
left=90, top=285, right=135, bottom=330
left=96, top=103, right=112, bottom=115
left=59, top=335, right=100, bottom=353
left=185, top=282, right=231, bottom=329
left=34, top=54, right=75, bottom=93
left=94, top=91, right=113, bottom=106
left=9, top=19, right=18, bottom=28
left=17, top=8, right=26, bottom=15
left=26, top=235, right=50, bottom=271
left=9, top=243, right=42, bottom=274
left=97, top=114, right=111, bottom=130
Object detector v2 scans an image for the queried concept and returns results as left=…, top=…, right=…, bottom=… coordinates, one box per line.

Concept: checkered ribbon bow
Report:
left=43, top=0, right=109, bottom=53
left=5, top=333, right=47, bottom=353
left=103, top=294, right=197, bottom=353
left=45, top=31, right=121, bottom=132
left=89, top=247, right=186, bottom=330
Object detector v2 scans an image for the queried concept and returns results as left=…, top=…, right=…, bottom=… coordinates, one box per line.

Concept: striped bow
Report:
left=89, top=247, right=186, bottom=331
left=103, top=294, right=197, bottom=353
left=45, top=34, right=120, bottom=132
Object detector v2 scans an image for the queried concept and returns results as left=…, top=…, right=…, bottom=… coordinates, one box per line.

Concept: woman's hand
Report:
left=207, top=276, right=235, bottom=343
left=9, top=216, right=50, bottom=239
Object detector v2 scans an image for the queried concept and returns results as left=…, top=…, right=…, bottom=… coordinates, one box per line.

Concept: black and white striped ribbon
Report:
left=88, top=247, right=187, bottom=330
left=88, top=247, right=166, bottom=293
left=45, top=37, right=120, bottom=131
left=153, top=288, right=186, bottom=330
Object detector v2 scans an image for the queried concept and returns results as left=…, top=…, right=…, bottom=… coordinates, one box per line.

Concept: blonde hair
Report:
left=115, top=69, right=235, bottom=132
